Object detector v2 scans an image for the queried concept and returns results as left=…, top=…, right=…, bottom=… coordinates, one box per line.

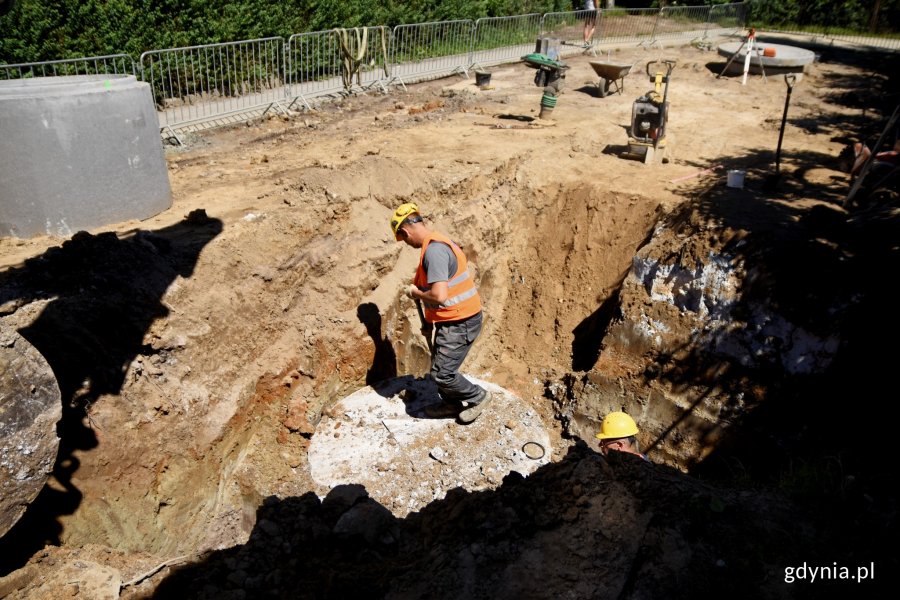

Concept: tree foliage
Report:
left=0, top=1, right=569, bottom=63
left=748, top=0, right=900, bottom=34
left=1, top=0, right=897, bottom=65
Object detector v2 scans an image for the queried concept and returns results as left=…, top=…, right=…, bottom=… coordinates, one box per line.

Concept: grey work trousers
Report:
left=430, top=311, right=485, bottom=405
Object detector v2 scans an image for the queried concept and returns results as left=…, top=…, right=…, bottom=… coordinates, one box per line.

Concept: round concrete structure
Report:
left=309, top=375, right=552, bottom=517
left=0, top=323, right=61, bottom=538
left=0, top=75, right=171, bottom=238
left=718, top=41, right=816, bottom=75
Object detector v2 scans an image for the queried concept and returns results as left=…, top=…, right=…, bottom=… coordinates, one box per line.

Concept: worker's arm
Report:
left=410, top=280, right=448, bottom=304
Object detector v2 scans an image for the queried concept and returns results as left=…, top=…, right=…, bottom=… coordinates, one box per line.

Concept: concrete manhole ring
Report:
left=308, top=374, right=552, bottom=517
left=0, top=324, right=62, bottom=537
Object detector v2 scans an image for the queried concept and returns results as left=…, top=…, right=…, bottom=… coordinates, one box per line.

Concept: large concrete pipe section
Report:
left=0, top=322, right=61, bottom=538
left=0, top=74, right=171, bottom=238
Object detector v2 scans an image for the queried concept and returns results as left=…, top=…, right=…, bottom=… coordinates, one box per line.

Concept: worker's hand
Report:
left=406, top=284, right=419, bottom=300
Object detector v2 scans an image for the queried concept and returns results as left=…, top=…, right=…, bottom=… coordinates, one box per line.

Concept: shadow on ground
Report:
left=150, top=443, right=886, bottom=599
left=627, top=141, right=900, bottom=575
left=0, top=211, right=222, bottom=575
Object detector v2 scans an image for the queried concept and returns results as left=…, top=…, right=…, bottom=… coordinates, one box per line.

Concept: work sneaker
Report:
left=424, top=402, right=462, bottom=419
left=458, top=391, right=492, bottom=424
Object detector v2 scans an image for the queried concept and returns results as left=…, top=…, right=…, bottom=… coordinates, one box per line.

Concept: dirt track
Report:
left=1, top=37, right=898, bottom=598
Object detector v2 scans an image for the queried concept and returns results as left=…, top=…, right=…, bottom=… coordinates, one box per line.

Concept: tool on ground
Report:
left=717, top=28, right=767, bottom=84
left=522, top=51, right=569, bottom=121
left=474, top=120, right=556, bottom=129
left=669, top=164, right=722, bottom=184
left=415, top=298, right=434, bottom=355
left=765, top=74, right=798, bottom=190
left=624, top=59, right=675, bottom=164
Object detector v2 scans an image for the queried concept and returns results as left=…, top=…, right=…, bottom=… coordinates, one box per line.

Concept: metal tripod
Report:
left=717, top=28, right=767, bottom=84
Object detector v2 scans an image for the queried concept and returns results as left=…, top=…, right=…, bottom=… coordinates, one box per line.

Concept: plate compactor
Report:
left=625, top=59, right=676, bottom=164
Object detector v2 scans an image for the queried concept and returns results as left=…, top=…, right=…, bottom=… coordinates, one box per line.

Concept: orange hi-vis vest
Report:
left=414, top=232, right=481, bottom=323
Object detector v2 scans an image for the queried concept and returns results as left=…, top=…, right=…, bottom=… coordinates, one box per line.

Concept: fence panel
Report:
left=597, top=8, right=660, bottom=47
left=827, top=33, right=900, bottom=51
left=654, top=6, right=712, bottom=43
left=707, top=2, right=747, bottom=38
left=539, top=10, right=601, bottom=57
left=286, top=27, right=391, bottom=108
left=388, top=20, right=475, bottom=86
left=140, top=37, right=285, bottom=133
left=286, top=31, right=343, bottom=102
left=0, top=54, right=135, bottom=80
left=336, top=26, right=392, bottom=91
left=471, top=14, right=543, bottom=69
left=750, top=2, right=899, bottom=54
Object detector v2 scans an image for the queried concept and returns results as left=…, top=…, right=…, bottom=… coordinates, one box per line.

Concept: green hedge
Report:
left=747, top=0, right=900, bottom=36
left=0, top=1, right=571, bottom=64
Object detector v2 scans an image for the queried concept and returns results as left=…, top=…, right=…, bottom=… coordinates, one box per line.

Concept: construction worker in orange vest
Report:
left=595, top=411, right=649, bottom=461
left=391, top=202, right=491, bottom=424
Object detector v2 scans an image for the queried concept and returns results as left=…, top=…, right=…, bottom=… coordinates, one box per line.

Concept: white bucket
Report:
left=726, top=169, right=745, bottom=189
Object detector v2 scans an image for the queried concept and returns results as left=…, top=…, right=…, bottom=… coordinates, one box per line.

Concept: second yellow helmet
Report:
left=595, top=411, right=639, bottom=439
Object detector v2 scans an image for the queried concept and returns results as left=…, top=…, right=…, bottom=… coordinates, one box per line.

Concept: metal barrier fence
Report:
left=744, top=0, right=898, bottom=52
left=471, top=14, right=543, bottom=70
left=140, top=37, right=286, bottom=136
left=0, top=54, right=135, bottom=80
left=827, top=33, right=900, bottom=51
left=285, top=31, right=343, bottom=103
left=754, top=25, right=900, bottom=52
left=707, top=2, right=748, bottom=37
left=598, top=8, right=661, bottom=47
left=285, top=27, right=391, bottom=109
left=539, top=10, right=603, bottom=57
left=387, top=20, right=474, bottom=87
left=15, top=2, right=900, bottom=137
left=654, top=5, right=713, bottom=44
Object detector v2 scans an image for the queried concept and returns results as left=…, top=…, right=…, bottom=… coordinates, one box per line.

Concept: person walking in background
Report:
left=595, top=411, right=650, bottom=461
left=391, top=202, right=492, bottom=424
left=582, top=0, right=598, bottom=47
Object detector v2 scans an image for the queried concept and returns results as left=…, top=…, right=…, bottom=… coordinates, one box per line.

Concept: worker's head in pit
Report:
left=390, top=202, right=428, bottom=248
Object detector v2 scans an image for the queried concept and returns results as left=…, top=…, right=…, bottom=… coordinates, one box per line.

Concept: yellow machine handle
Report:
left=645, top=59, right=676, bottom=97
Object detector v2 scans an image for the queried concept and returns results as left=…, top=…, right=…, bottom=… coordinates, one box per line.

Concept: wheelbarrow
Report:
left=589, top=60, right=635, bottom=98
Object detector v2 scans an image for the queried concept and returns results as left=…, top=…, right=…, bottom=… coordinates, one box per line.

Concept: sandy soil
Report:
left=1, top=36, right=897, bottom=598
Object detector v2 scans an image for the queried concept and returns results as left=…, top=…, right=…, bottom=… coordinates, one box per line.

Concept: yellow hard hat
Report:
left=595, top=411, right=639, bottom=440
left=390, top=202, right=420, bottom=240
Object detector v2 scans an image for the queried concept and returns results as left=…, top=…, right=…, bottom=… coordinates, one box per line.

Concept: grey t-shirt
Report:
left=423, top=241, right=458, bottom=284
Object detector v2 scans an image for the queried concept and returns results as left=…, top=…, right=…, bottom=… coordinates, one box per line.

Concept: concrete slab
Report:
left=308, top=375, right=552, bottom=517
left=717, top=41, right=816, bottom=75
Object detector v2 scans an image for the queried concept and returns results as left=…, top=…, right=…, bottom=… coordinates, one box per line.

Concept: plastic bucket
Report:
left=475, top=71, right=491, bottom=88
left=726, top=169, right=746, bottom=188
